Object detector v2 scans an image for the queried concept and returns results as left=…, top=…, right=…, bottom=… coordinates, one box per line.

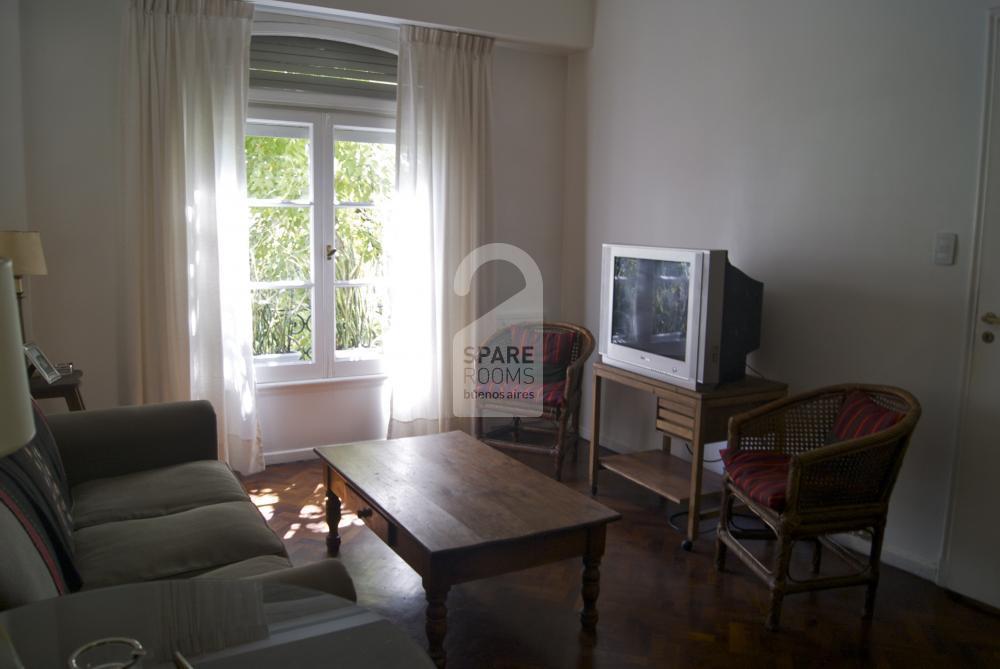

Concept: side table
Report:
left=29, top=369, right=85, bottom=411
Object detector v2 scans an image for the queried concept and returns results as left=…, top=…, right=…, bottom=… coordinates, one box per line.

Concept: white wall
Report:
left=568, top=0, right=992, bottom=578
left=257, top=377, right=390, bottom=462
left=488, top=47, right=568, bottom=319
left=0, top=0, right=27, bottom=234
left=252, top=0, right=594, bottom=50
left=19, top=0, right=126, bottom=412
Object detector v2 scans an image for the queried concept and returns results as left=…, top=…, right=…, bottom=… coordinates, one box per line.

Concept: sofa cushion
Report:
left=200, top=557, right=357, bottom=603
left=196, top=555, right=293, bottom=579
left=250, top=559, right=357, bottom=602
left=74, top=501, right=287, bottom=589
left=71, top=460, right=249, bottom=530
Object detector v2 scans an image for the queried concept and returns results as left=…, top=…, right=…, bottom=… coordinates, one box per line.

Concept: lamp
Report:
left=0, top=258, right=35, bottom=456
left=0, top=231, right=48, bottom=342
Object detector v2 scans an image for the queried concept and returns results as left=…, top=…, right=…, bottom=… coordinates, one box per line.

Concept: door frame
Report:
left=939, top=8, right=1000, bottom=588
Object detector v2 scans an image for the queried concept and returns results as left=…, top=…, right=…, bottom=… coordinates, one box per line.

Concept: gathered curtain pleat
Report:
left=385, top=26, right=494, bottom=438
left=120, top=0, right=263, bottom=473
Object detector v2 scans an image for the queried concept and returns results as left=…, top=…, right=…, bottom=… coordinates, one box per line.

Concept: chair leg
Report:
left=475, top=415, right=484, bottom=438
left=811, top=539, right=822, bottom=575
left=715, top=484, right=732, bottom=572
left=864, top=525, right=885, bottom=619
left=553, top=410, right=570, bottom=481
left=570, top=408, right=581, bottom=463
left=573, top=404, right=580, bottom=462
left=766, top=534, right=793, bottom=631
left=512, top=417, right=521, bottom=442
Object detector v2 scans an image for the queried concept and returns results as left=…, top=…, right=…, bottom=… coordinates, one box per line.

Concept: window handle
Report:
left=326, top=244, right=337, bottom=261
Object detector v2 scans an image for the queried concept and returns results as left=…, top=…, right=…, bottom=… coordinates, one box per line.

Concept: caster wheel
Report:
left=681, top=539, right=693, bottom=552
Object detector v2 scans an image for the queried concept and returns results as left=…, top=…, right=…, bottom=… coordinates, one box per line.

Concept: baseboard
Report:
left=263, top=447, right=320, bottom=465
left=831, top=533, right=939, bottom=582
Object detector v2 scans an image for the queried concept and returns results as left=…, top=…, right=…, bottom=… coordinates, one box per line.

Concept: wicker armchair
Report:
left=715, top=384, right=921, bottom=630
left=474, top=322, right=594, bottom=481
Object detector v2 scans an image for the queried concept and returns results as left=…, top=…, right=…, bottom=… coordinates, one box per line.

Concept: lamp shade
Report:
left=0, top=259, right=34, bottom=456
left=0, top=231, right=47, bottom=276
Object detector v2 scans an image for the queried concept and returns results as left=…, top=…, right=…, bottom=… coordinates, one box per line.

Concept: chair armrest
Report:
left=47, top=401, right=218, bottom=488
left=249, top=559, right=357, bottom=602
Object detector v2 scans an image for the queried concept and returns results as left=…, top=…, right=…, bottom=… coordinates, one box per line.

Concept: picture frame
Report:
left=24, top=343, right=62, bottom=384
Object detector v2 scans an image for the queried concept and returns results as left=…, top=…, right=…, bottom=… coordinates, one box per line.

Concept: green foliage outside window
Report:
left=334, top=140, right=393, bottom=353
left=245, top=133, right=393, bottom=360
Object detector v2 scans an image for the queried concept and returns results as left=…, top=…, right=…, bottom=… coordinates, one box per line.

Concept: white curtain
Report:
left=120, top=0, right=263, bottom=473
left=386, top=26, right=494, bottom=438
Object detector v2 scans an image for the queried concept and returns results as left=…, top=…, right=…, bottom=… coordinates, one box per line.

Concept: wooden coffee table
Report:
left=315, top=431, right=621, bottom=668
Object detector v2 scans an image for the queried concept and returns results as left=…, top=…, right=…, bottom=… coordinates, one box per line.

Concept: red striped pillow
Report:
left=831, top=391, right=904, bottom=441
left=508, top=326, right=576, bottom=378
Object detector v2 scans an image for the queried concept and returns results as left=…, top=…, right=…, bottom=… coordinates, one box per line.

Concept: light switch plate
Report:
left=933, top=232, right=957, bottom=266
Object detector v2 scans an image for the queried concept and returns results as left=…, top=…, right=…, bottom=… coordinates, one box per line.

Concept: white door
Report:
left=941, top=11, right=1000, bottom=610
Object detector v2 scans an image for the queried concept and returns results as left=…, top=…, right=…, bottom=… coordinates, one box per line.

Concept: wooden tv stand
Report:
left=588, top=361, right=787, bottom=551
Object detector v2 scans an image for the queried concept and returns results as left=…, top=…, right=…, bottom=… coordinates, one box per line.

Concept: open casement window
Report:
left=247, top=106, right=394, bottom=383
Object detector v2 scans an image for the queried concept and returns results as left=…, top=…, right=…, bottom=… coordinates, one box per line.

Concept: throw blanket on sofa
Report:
left=0, top=404, right=80, bottom=594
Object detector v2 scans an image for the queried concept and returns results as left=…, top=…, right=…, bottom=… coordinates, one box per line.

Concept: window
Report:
left=246, top=106, right=394, bottom=383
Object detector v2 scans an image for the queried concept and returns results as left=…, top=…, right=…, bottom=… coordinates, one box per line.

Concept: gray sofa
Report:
left=0, top=400, right=354, bottom=611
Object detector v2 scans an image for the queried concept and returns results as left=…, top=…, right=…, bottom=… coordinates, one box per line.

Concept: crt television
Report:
left=599, top=244, right=763, bottom=389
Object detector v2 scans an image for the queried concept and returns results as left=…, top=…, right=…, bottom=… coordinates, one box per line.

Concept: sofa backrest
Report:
left=0, top=404, right=81, bottom=610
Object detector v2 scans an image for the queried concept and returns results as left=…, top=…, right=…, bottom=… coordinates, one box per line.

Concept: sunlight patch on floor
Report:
left=250, top=492, right=280, bottom=506
left=306, top=520, right=330, bottom=533
left=299, top=503, right=324, bottom=519
left=249, top=490, right=280, bottom=521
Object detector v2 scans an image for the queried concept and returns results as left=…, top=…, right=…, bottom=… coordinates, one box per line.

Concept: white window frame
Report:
left=248, top=101, right=395, bottom=384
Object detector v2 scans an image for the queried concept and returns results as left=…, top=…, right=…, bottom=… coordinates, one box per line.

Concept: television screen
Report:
left=611, top=256, right=691, bottom=361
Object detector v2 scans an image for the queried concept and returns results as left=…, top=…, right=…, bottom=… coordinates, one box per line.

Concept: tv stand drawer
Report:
left=656, top=395, right=696, bottom=440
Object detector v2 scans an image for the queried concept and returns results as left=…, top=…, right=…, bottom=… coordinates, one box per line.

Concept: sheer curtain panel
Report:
left=386, top=26, right=494, bottom=438
left=120, top=0, right=263, bottom=473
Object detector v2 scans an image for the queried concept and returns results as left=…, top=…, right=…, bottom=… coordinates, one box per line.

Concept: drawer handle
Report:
left=357, top=507, right=373, bottom=519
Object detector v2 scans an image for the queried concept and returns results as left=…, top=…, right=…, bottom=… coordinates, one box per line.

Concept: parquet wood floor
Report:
left=241, top=446, right=1000, bottom=668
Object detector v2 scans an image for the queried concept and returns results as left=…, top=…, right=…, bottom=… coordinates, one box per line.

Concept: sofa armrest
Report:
left=249, top=559, right=357, bottom=602
left=47, top=401, right=218, bottom=488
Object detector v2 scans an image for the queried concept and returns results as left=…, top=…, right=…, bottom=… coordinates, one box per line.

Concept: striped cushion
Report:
left=510, top=326, right=575, bottom=380
left=540, top=380, right=565, bottom=405
left=721, top=449, right=791, bottom=511
left=831, top=391, right=904, bottom=442
left=477, top=326, right=577, bottom=407
left=477, top=379, right=566, bottom=406
left=0, top=403, right=82, bottom=595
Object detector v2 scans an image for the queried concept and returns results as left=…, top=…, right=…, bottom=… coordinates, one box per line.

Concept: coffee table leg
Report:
left=325, top=488, right=342, bottom=556
left=580, top=526, right=606, bottom=634
left=424, top=580, right=450, bottom=668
